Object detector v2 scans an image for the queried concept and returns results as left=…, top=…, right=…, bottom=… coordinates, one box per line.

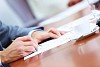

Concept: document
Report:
left=24, top=23, right=98, bottom=60
left=24, top=31, right=78, bottom=60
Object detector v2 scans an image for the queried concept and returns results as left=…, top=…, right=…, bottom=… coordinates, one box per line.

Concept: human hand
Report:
left=31, top=28, right=66, bottom=43
left=0, top=36, right=38, bottom=64
left=68, top=0, right=82, bottom=7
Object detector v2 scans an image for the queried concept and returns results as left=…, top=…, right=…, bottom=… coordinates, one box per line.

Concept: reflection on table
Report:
left=10, top=32, right=100, bottom=67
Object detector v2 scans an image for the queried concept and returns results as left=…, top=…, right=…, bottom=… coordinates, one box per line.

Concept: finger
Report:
left=48, top=28, right=61, bottom=37
left=60, top=31, right=67, bottom=35
left=32, top=42, right=38, bottom=50
left=23, top=41, right=38, bottom=50
left=32, top=40, right=38, bottom=46
left=49, top=32, right=59, bottom=39
left=24, top=46, right=36, bottom=52
left=30, top=38, right=39, bottom=46
left=21, top=52, right=33, bottom=57
left=23, top=41, right=33, bottom=46
left=17, top=36, right=32, bottom=41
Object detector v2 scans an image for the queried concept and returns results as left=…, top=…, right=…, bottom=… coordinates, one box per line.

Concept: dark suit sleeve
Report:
left=0, top=21, right=44, bottom=48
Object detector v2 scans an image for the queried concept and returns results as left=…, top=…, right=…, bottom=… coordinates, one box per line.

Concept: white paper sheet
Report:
left=24, top=31, right=77, bottom=60
left=24, top=23, right=98, bottom=60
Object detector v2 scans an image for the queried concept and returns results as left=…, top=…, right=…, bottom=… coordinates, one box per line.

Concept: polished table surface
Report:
left=10, top=32, right=100, bottom=67
left=10, top=7, right=100, bottom=67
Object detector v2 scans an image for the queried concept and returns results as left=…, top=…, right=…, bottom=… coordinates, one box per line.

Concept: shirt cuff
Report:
left=0, top=56, right=4, bottom=67
left=28, top=30, right=36, bottom=37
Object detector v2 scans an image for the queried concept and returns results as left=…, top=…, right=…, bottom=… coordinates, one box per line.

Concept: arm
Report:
left=0, top=21, right=65, bottom=66
left=0, top=21, right=43, bottom=48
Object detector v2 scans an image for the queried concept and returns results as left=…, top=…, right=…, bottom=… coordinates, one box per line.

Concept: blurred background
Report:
left=0, top=0, right=99, bottom=27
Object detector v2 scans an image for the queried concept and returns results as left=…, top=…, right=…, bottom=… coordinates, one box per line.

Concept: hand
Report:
left=68, top=0, right=82, bottom=7
left=0, top=36, right=38, bottom=64
left=32, top=28, right=66, bottom=43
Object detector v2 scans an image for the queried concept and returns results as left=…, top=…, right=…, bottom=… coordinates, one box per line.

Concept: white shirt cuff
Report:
left=0, top=56, right=3, bottom=67
left=28, top=30, right=36, bottom=37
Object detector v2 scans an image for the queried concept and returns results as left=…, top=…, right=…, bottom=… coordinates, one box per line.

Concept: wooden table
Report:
left=11, top=24, right=100, bottom=67
left=10, top=7, right=100, bottom=67
left=10, top=31, right=100, bottom=67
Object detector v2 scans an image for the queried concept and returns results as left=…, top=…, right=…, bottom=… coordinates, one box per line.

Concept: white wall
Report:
left=0, top=0, right=23, bottom=26
left=27, top=0, right=69, bottom=19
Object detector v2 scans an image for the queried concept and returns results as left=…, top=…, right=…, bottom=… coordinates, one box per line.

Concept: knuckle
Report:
left=48, top=28, right=55, bottom=32
left=17, top=47, right=23, bottom=52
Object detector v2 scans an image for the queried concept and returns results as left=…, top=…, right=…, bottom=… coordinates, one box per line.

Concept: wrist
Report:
left=31, top=31, right=41, bottom=43
left=29, top=30, right=41, bottom=43
left=0, top=51, right=8, bottom=64
left=28, top=30, right=37, bottom=37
